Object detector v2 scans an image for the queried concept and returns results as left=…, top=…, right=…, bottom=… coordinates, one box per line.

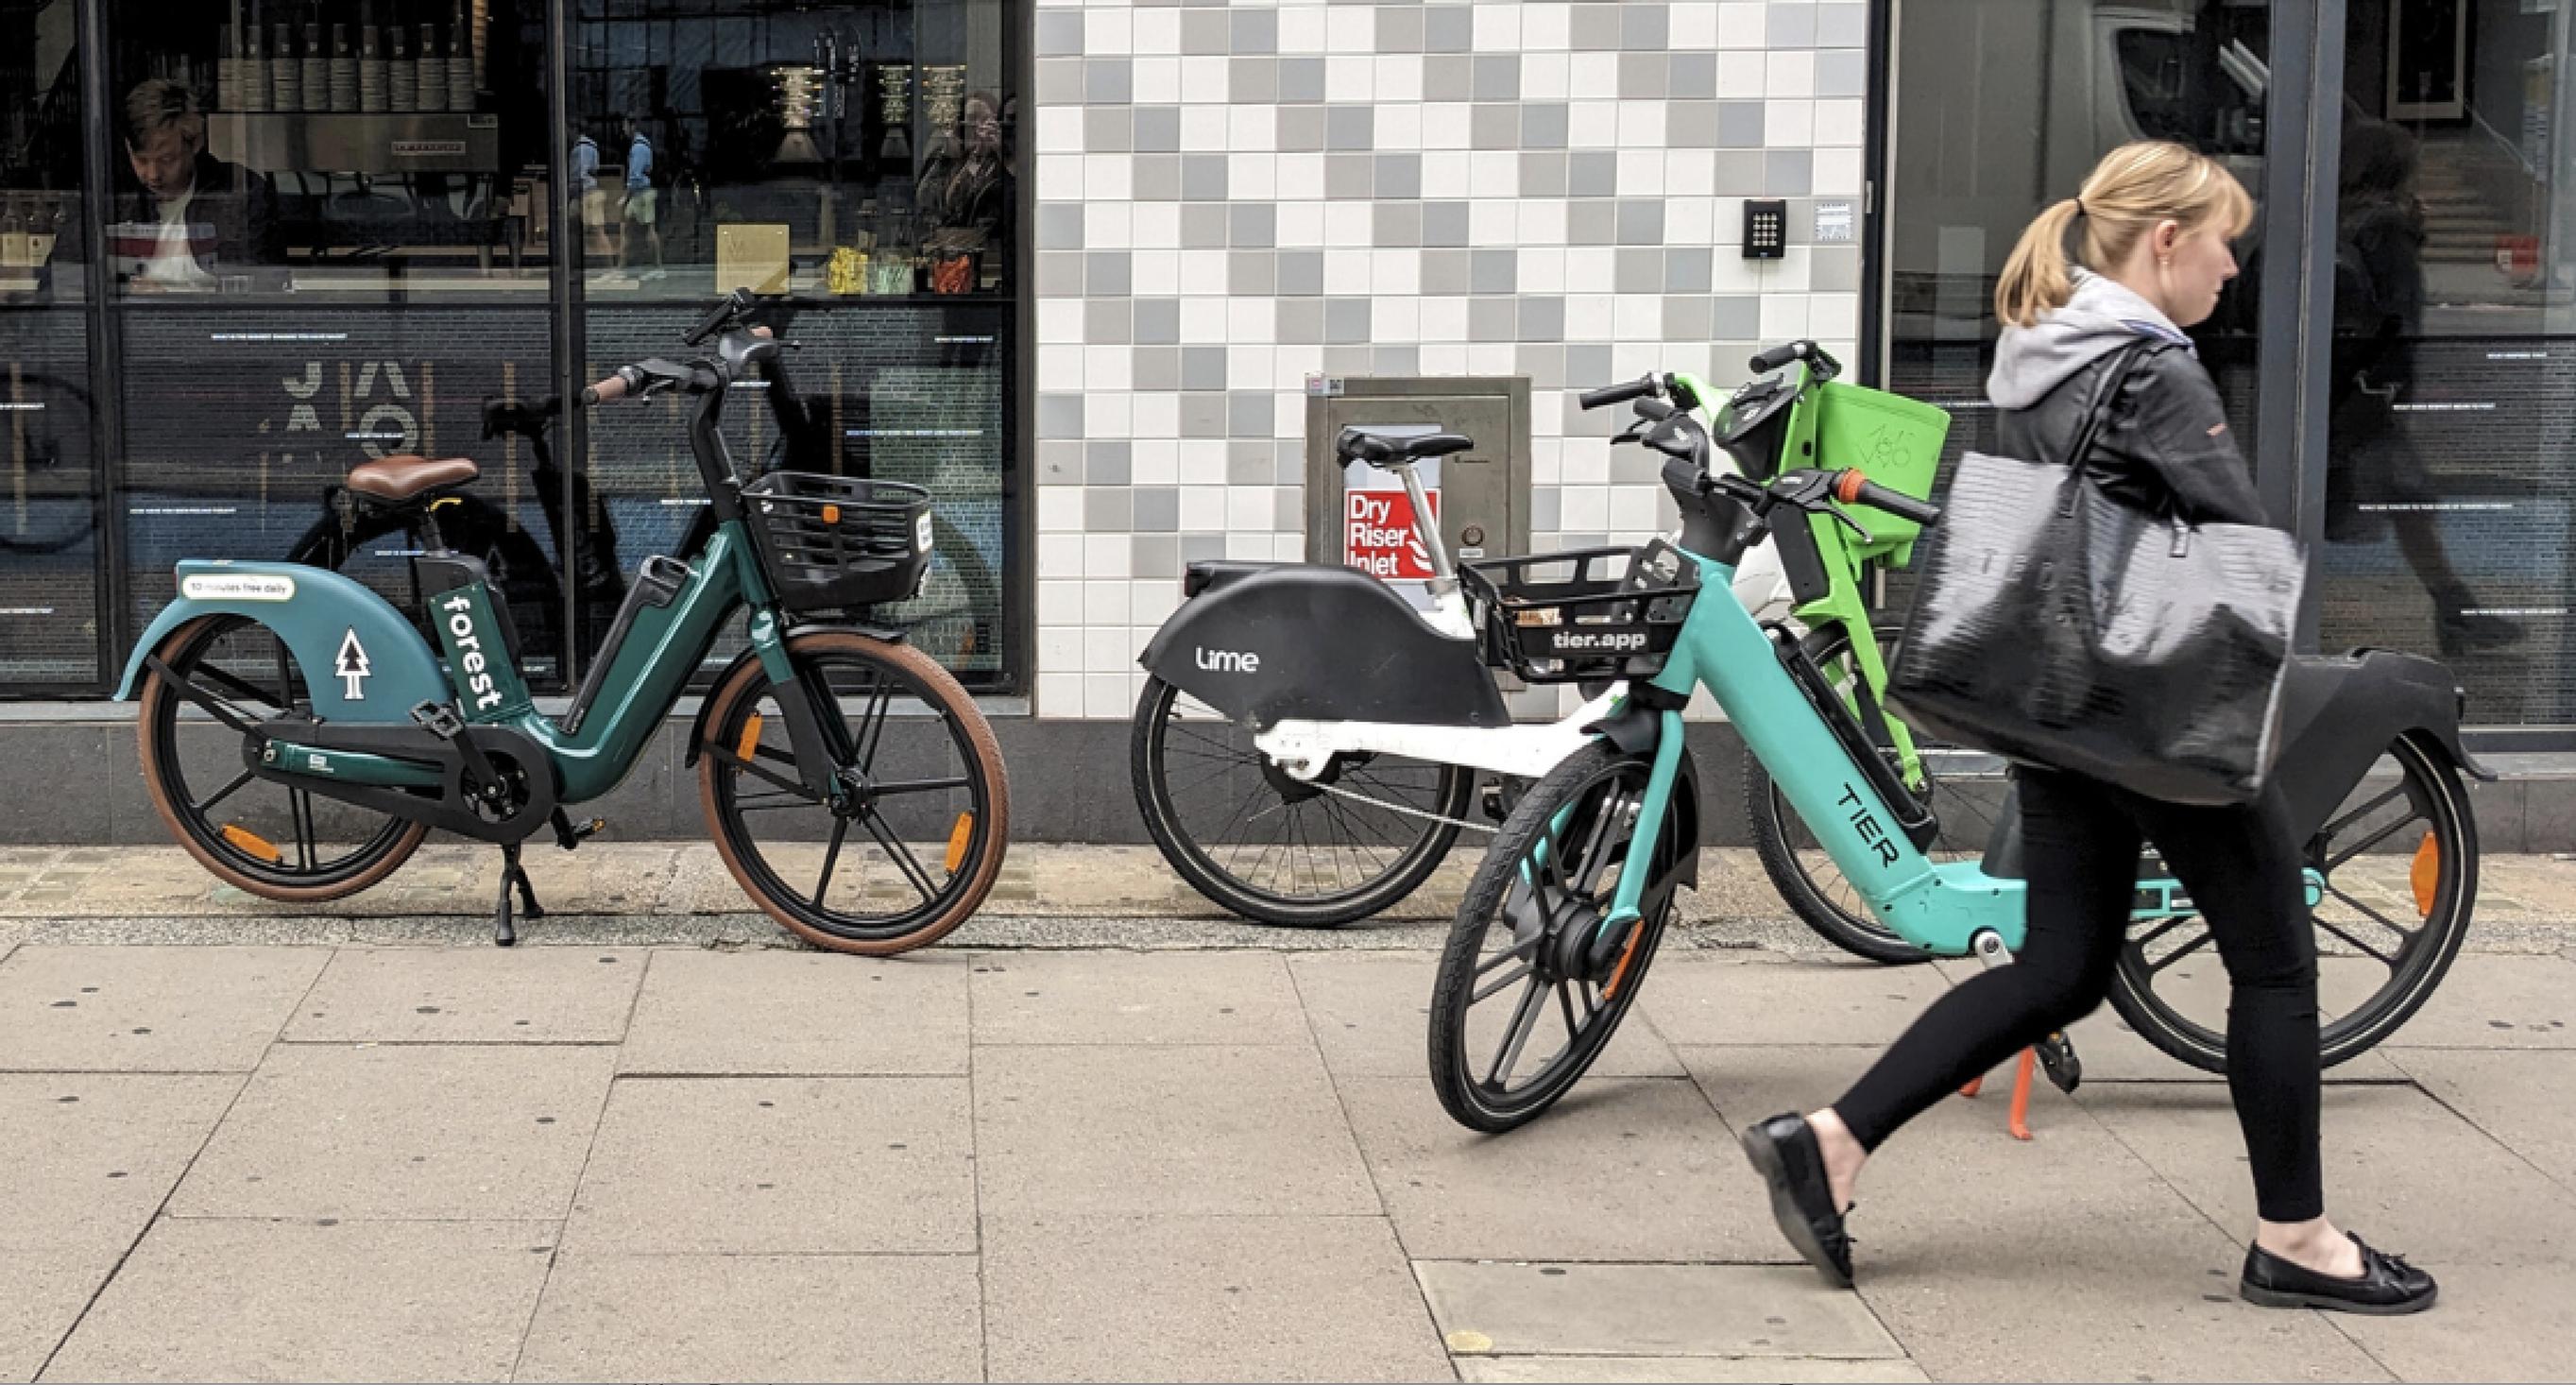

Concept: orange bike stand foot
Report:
left=1956, top=1048, right=2040, bottom=1140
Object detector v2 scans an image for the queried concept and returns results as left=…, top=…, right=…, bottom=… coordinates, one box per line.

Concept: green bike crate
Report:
left=1814, top=381, right=1951, bottom=565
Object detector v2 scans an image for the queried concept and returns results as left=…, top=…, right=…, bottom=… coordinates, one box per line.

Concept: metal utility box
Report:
left=1304, top=376, right=1532, bottom=613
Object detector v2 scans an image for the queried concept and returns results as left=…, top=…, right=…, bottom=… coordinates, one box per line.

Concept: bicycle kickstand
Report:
left=492, top=842, right=546, bottom=947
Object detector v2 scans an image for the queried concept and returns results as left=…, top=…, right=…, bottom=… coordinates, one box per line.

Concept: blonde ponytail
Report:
left=1994, top=141, right=2257, bottom=329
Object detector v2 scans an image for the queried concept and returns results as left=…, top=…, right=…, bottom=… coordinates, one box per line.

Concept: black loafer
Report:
left=2241, top=1233, right=2437, bottom=1315
left=1741, top=1113, right=1854, bottom=1288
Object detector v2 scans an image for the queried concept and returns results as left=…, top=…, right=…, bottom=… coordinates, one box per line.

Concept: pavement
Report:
left=2, top=843, right=2573, bottom=1383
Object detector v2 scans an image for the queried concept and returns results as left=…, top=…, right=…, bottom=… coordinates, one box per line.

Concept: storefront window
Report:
left=0, top=0, right=97, bottom=689
left=2317, top=0, right=2576, bottom=727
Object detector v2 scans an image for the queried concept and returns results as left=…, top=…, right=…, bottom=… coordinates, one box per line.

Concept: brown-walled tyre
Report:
left=135, top=613, right=429, bottom=901
left=698, top=627, right=1009, bottom=955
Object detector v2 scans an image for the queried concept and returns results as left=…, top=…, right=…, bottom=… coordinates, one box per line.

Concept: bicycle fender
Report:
left=678, top=622, right=911, bottom=771
left=117, top=561, right=448, bottom=724
left=2271, top=649, right=2493, bottom=841
left=1585, top=698, right=1663, bottom=756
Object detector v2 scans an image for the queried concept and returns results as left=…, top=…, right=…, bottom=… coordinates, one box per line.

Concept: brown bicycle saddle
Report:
left=346, top=453, right=480, bottom=503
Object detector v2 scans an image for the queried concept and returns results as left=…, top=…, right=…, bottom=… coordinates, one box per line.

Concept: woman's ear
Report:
left=2152, top=218, right=2184, bottom=257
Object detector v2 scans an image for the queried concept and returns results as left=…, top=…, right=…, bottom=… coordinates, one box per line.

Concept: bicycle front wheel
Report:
left=699, top=629, right=1009, bottom=954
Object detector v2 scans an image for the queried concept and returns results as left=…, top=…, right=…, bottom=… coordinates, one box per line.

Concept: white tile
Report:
left=1325, top=51, right=1373, bottom=102
left=1373, top=55, right=1424, bottom=103
left=1421, top=101, right=1471, bottom=150
left=1230, top=153, right=1278, bottom=201
left=1274, top=199, right=1325, bottom=248
left=1226, top=299, right=1277, bottom=346
left=1134, top=57, right=1181, bottom=105
left=1083, top=8, right=1130, bottom=54
left=1469, top=151, right=1520, bottom=199
left=1523, top=2, right=1572, bottom=53
left=1717, top=1, right=1766, bottom=48
left=1090, top=391, right=1134, bottom=440
left=1227, top=106, right=1276, bottom=154
left=1086, top=344, right=1133, bottom=393
left=1561, top=486, right=1610, bottom=531
left=1766, top=50, right=1817, bottom=98
left=1036, top=674, right=1083, bottom=718
left=1323, top=247, right=1373, bottom=294
left=1223, top=532, right=1271, bottom=559
left=1610, top=485, right=1663, bottom=534
left=1514, top=198, right=1565, bottom=248
left=1464, top=343, right=1515, bottom=375
left=1180, top=57, right=1229, bottom=106
left=1038, top=628, right=1083, bottom=676
left=1815, top=146, right=1866, bottom=196
left=1570, top=54, right=1620, bottom=101
left=1419, top=297, right=1469, bottom=343
left=1373, top=296, right=1421, bottom=342
left=1180, top=487, right=1228, bottom=531
left=1179, top=251, right=1228, bottom=298
left=1132, top=244, right=1184, bottom=288
left=1768, top=247, right=1815, bottom=289
left=1277, top=5, right=1328, bottom=55
left=1761, top=293, right=1811, bottom=339
left=1523, top=52, right=1571, bottom=102
left=1474, top=4, right=1522, bottom=53
left=1083, top=579, right=1130, bottom=625
left=1815, top=98, right=1867, bottom=147
left=1131, top=8, right=1179, bottom=56
left=1226, top=345, right=1278, bottom=389
left=1565, top=247, right=1615, bottom=290
left=1134, top=205, right=1181, bottom=250
left=1613, top=295, right=1662, bottom=342
left=1276, top=344, right=1324, bottom=382
left=1372, top=248, right=1422, bottom=298
left=1038, top=578, right=1083, bottom=625
left=1226, top=487, right=1271, bottom=532
left=1669, top=197, right=1717, bottom=248
left=1376, top=102, right=1424, bottom=152
left=1717, top=51, right=1767, bottom=97
left=1561, top=436, right=1612, bottom=485
left=1038, top=345, right=1083, bottom=393
left=1036, top=156, right=1082, bottom=202
left=1084, top=201, right=1133, bottom=249
left=1612, top=342, right=1669, bottom=379
left=1421, top=343, right=1471, bottom=374
left=1618, top=102, right=1670, bottom=150
left=1710, top=252, right=1764, bottom=293
left=1133, top=438, right=1181, bottom=487
left=1133, top=392, right=1180, bottom=442
left=1570, top=100, right=1620, bottom=150
left=1664, top=149, right=1716, bottom=197
left=1809, top=295, right=1860, bottom=339
left=1275, top=153, right=1325, bottom=202
left=1620, top=147, right=1668, bottom=197
left=1566, top=293, right=1616, bottom=341
left=1083, top=153, right=1133, bottom=202
left=1130, top=585, right=1182, bottom=628
left=1519, top=246, right=1565, bottom=293
left=1039, top=487, right=1084, bottom=535
left=1272, top=391, right=1303, bottom=439
left=1766, top=99, right=1814, bottom=147
left=1421, top=145, right=1472, bottom=197
left=1671, top=2, right=1720, bottom=49
left=1325, top=7, right=1373, bottom=54
left=1038, top=106, right=1084, bottom=156
left=1083, top=674, right=1133, bottom=720
left=1083, top=625, right=1133, bottom=674
left=1470, top=199, right=1515, bottom=248
left=1270, top=533, right=1303, bottom=561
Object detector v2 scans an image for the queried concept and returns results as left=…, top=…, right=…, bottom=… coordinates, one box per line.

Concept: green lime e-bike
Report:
left=1426, top=353, right=2486, bottom=1132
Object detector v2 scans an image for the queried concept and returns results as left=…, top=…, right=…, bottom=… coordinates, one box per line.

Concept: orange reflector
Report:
left=820, top=503, right=841, bottom=524
left=1601, top=924, right=1645, bottom=1001
left=945, top=812, right=976, bottom=873
left=221, top=824, right=282, bottom=863
left=2412, top=830, right=2440, bottom=918
left=735, top=712, right=764, bottom=763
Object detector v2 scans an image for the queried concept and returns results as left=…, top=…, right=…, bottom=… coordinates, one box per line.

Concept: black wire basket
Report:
left=738, top=471, right=933, bottom=613
left=1459, top=541, right=1702, bottom=683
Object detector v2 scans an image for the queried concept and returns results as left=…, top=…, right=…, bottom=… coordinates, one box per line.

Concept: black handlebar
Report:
left=1578, top=375, right=1659, bottom=410
left=1749, top=340, right=1843, bottom=379
left=683, top=288, right=754, bottom=347
left=1835, top=470, right=1942, bottom=526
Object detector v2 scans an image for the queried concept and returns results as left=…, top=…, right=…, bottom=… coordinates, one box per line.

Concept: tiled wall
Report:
left=1032, top=0, right=1869, bottom=718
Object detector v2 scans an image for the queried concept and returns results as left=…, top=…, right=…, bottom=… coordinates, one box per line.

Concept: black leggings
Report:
left=1833, top=766, right=2325, bottom=1223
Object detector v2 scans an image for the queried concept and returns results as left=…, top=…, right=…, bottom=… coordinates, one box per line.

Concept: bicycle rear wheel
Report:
left=699, top=628, right=1008, bottom=954
left=2107, top=732, right=2477, bottom=1072
left=1131, top=675, right=1473, bottom=927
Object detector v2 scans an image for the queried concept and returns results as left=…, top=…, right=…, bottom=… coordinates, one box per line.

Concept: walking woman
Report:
left=1738, top=141, right=2437, bottom=1315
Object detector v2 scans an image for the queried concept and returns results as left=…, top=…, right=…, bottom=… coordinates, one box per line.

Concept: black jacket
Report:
left=1996, top=342, right=2274, bottom=530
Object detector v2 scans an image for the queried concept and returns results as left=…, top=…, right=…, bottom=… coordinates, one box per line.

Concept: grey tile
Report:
left=1233, top=7, right=1278, bottom=53
left=1424, top=3, right=1475, bottom=53
left=1231, top=202, right=1277, bottom=248
left=1712, top=149, right=1768, bottom=194
left=1520, top=152, right=1569, bottom=197
left=1665, top=246, right=1714, bottom=292
left=1520, top=296, right=1566, bottom=344
left=1038, top=394, right=1083, bottom=440
left=1712, top=295, right=1764, bottom=339
left=1277, top=251, right=1324, bottom=298
left=1619, top=52, right=1669, bottom=99
left=1277, top=105, right=1328, bottom=153
left=1084, top=299, right=1133, bottom=346
left=1086, top=59, right=1133, bottom=106
left=1375, top=6, right=1425, bottom=53
left=1278, top=298, right=1325, bottom=343
left=1083, top=107, right=1133, bottom=153
left=1565, top=344, right=1614, bottom=385
left=1133, top=535, right=1180, bottom=577
left=1424, top=55, right=1475, bottom=103
left=1035, top=251, right=1083, bottom=297
left=1375, top=152, right=1423, bottom=199
left=1272, top=487, right=1305, bottom=530
left=1522, top=102, right=1570, bottom=149
left=1324, top=298, right=1373, bottom=345
left=1230, top=393, right=1274, bottom=439
left=1663, top=297, right=1714, bottom=341
left=1037, top=439, right=1083, bottom=485
left=1327, top=105, right=1374, bottom=151
left=1812, top=245, right=1863, bottom=293
left=1181, top=346, right=1229, bottom=392
left=1423, top=201, right=1471, bottom=248
left=1719, top=101, right=1766, bottom=148
left=1134, top=487, right=1180, bottom=533
left=1272, top=441, right=1305, bottom=486
left=1035, top=59, right=1083, bottom=105
left=1623, top=3, right=1671, bottom=49
left=1229, top=57, right=1278, bottom=104
left=1035, top=202, right=1083, bottom=251
left=1180, top=9, right=1228, bottom=56
left=1133, top=347, right=1181, bottom=391
left=1220, top=252, right=1272, bottom=297
left=1471, top=104, right=1520, bottom=151
left=1817, top=49, right=1868, bottom=97
left=1516, top=344, right=1566, bottom=389
left=1671, top=52, right=1719, bottom=99
left=1279, top=57, right=1327, bottom=104
left=1767, top=148, right=1814, bottom=195
left=1184, top=394, right=1230, bottom=439
left=1083, top=487, right=1133, bottom=533
left=1181, top=202, right=1228, bottom=248
left=1469, top=248, right=1519, bottom=295
left=1086, top=440, right=1133, bottom=487
left=1133, top=153, right=1182, bottom=200
left=1474, top=55, right=1522, bottom=101
left=1669, top=101, right=1719, bottom=147
left=1468, top=297, right=1516, bottom=343
left=1326, top=153, right=1374, bottom=200
left=1419, top=249, right=1472, bottom=296
left=1225, top=441, right=1271, bottom=487
left=1568, top=200, right=1616, bottom=246
left=1322, top=346, right=1373, bottom=374
left=1819, top=1, right=1870, bottom=48
left=1571, top=2, right=1621, bottom=50
left=1373, top=202, right=1424, bottom=248
left=1529, top=487, right=1561, bottom=533
left=1182, top=154, right=1228, bottom=201
left=1134, top=297, right=1182, bottom=345
left=1181, top=535, right=1227, bottom=565
left=1617, top=200, right=1666, bottom=247
left=1373, top=346, right=1421, bottom=375
left=1768, top=1, right=1817, bottom=48
left=1035, top=10, right=1084, bottom=58
left=1133, top=107, right=1182, bottom=155
left=1086, top=251, right=1133, bottom=297
left=1615, top=248, right=1663, bottom=294
left=1570, top=151, right=1619, bottom=198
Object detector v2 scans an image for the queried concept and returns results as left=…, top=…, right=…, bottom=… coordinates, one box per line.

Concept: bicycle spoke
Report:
left=2319, top=784, right=2408, bottom=846
left=861, top=812, right=940, bottom=901
left=1485, top=977, right=1547, bottom=1088
left=815, top=818, right=848, bottom=900
left=198, top=663, right=285, bottom=711
left=871, top=776, right=971, bottom=796
left=2324, top=885, right=2418, bottom=947
left=2324, top=810, right=2425, bottom=872
left=290, top=790, right=316, bottom=870
left=2129, top=912, right=2199, bottom=952
left=2146, top=929, right=2216, bottom=973
left=192, top=767, right=258, bottom=814
left=1476, top=934, right=1539, bottom=976
left=2313, top=908, right=2399, bottom=968
left=1472, top=963, right=1534, bottom=1005
left=710, top=743, right=812, bottom=798
left=1557, top=979, right=1581, bottom=1041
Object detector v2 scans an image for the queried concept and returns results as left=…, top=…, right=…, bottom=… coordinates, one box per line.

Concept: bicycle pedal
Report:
left=551, top=809, right=607, bottom=851
left=2036, top=1033, right=2082, bottom=1094
left=409, top=700, right=466, bottom=741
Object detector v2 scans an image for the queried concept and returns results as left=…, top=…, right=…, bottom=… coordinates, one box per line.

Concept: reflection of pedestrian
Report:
left=77, top=77, right=281, bottom=288
left=913, top=91, right=1013, bottom=292
left=621, top=116, right=664, bottom=280
left=2326, top=119, right=2516, bottom=656
left=571, top=129, right=616, bottom=265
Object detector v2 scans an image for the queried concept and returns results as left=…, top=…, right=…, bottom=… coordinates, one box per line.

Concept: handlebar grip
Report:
left=1749, top=343, right=1802, bottom=372
left=1833, top=470, right=1941, bottom=526
left=749, top=325, right=775, bottom=339
left=579, top=370, right=632, bottom=407
left=1578, top=375, right=1658, bottom=410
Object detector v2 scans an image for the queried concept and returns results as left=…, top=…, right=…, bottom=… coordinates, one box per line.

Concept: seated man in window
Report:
left=102, top=77, right=282, bottom=289
left=914, top=91, right=1013, bottom=293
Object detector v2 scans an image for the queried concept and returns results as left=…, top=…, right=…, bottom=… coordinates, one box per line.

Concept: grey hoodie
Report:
left=1987, top=269, right=2196, bottom=412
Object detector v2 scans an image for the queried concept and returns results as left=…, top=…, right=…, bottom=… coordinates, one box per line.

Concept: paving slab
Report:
left=1, top=1247, right=119, bottom=1384
left=982, top=1214, right=1452, bottom=1382
left=2077, top=1081, right=2576, bottom=1268
left=1413, top=1260, right=1902, bottom=1360
left=1457, top=1357, right=1928, bottom=1383
left=1682, top=1046, right=2392, bottom=1383
left=2320, top=1257, right=2576, bottom=1383
left=565, top=1076, right=974, bottom=1254
left=0, top=1074, right=240, bottom=1253
left=969, top=949, right=1309, bottom=1045
left=43, top=1218, right=554, bottom=1383
left=2380, top=951, right=2576, bottom=1049
left=0, top=946, right=327, bottom=1072
left=513, top=1252, right=982, bottom=1383
left=973, top=1044, right=1379, bottom=1217
left=1335, top=1075, right=1780, bottom=1263
left=1640, top=955, right=1953, bottom=1049
left=284, top=947, right=642, bottom=1044
left=170, top=1044, right=615, bottom=1221
left=1289, top=951, right=1684, bottom=1078
left=619, top=949, right=969, bottom=1075
left=2386, top=1048, right=2576, bottom=1188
